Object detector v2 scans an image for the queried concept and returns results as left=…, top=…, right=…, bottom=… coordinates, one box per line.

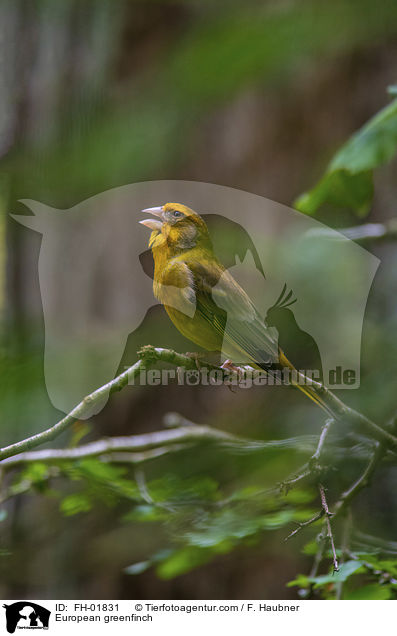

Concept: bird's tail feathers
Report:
left=277, top=351, right=334, bottom=417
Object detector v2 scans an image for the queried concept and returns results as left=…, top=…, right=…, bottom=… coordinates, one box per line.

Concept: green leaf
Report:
left=19, top=462, right=51, bottom=485
left=76, top=459, right=127, bottom=482
left=72, top=459, right=139, bottom=500
left=292, top=509, right=319, bottom=523
left=357, top=555, right=397, bottom=577
left=184, top=506, right=295, bottom=550
left=10, top=462, right=54, bottom=496
left=262, top=510, right=295, bottom=529
left=60, top=493, right=93, bottom=516
left=295, top=97, right=397, bottom=216
left=156, top=546, right=212, bottom=579
left=147, top=475, right=219, bottom=503
left=296, top=171, right=373, bottom=217
left=284, top=489, right=316, bottom=505
left=302, top=540, right=319, bottom=556
left=287, top=574, right=310, bottom=588
left=345, top=584, right=392, bottom=600
left=311, top=560, right=364, bottom=586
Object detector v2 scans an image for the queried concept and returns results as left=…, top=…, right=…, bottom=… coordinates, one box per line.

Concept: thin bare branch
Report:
left=319, top=483, right=339, bottom=572
left=0, top=347, right=210, bottom=462
left=296, top=370, right=397, bottom=451
left=334, top=442, right=385, bottom=517
left=0, top=424, right=251, bottom=467
left=1, top=346, right=396, bottom=468
left=284, top=510, right=324, bottom=541
left=309, top=418, right=333, bottom=469
left=309, top=529, right=327, bottom=579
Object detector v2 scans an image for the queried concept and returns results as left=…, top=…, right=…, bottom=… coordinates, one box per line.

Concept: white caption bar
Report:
left=0, top=599, right=391, bottom=635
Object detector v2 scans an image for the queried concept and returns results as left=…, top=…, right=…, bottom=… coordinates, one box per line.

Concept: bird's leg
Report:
left=219, top=359, right=244, bottom=392
left=221, top=360, right=256, bottom=391
left=221, top=359, right=244, bottom=376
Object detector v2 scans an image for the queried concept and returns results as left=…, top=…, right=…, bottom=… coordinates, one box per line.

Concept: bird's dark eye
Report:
left=172, top=209, right=183, bottom=218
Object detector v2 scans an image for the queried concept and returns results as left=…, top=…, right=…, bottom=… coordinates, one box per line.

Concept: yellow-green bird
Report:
left=140, top=202, right=329, bottom=412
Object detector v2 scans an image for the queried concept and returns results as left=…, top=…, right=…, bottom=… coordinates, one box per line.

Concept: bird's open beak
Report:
left=140, top=206, right=164, bottom=231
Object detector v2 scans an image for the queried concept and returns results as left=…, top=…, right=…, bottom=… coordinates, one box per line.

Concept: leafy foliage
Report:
left=122, top=479, right=318, bottom=580
left=295, top=96, right=397, bottom=216
left=289, top=552, right=397, bottom=599
left=3, top=419, right=397, bottom=598
left=58, top=459, right=140, bottom=513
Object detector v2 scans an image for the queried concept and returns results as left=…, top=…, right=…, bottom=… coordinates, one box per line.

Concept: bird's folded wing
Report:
left=191, top=259, right=279, bottom=365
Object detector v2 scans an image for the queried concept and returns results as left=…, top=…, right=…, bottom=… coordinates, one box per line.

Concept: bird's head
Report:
left=140, top=202, right=212, bottom=253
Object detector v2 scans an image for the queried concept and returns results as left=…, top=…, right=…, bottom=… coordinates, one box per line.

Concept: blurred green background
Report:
left=1, top=0, right=397, bottom=600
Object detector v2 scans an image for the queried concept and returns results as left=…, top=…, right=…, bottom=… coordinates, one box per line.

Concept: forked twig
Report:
left=319, top=483, right=339, bottom=572
left=284, top=510, right=324, bottom=541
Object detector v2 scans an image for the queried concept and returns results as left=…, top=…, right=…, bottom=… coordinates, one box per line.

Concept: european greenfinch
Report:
left=140, top=202, right=328, bottom=412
